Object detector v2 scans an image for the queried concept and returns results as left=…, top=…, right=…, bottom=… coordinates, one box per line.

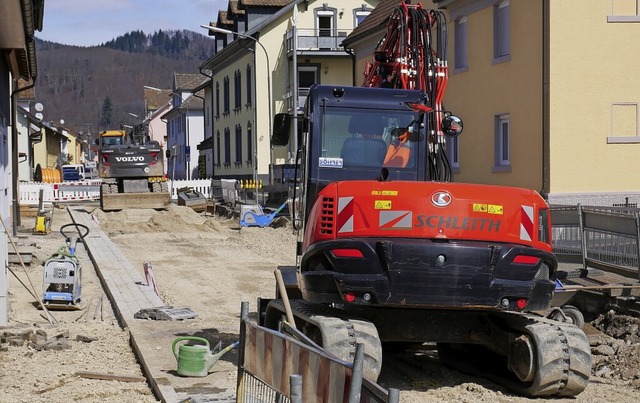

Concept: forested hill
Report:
left=33, top=30, right=215, bottom=134
left=102, top=30, right=211, bottom=60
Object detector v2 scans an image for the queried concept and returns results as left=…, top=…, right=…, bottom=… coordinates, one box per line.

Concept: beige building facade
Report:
left=200, top=0, right=380, bottom=183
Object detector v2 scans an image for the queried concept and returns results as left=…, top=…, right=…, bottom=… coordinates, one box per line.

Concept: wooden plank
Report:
left=75, top=371, right=146, bottom=383
left=8, top=251, right=33, bottom=265
left=68, top=207, right=164, bottom=317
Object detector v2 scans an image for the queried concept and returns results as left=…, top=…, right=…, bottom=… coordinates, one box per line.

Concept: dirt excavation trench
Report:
left=2, top=204, right=640, bottom=402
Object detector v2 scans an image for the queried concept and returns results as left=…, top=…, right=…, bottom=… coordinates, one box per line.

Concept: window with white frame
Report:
left=608, top=102, right=640, bottom=143
left=494, top=0, right=510, bottom=62
left=316, top=9, right=336, bottom=36
left=298, top=65, right=319, bottom=89
left=494, top=114, right=511, bottom=171
left=354, top=8, right=372, bottom=27
left=455, top=16, right=468, bottom=71
left=609, top=0, right=640, bottom=22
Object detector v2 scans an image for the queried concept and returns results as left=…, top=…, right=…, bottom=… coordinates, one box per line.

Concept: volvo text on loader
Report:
left=260, top=2, right=591, bottom=397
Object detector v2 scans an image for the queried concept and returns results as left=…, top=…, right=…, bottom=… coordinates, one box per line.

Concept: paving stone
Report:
left=76, top=335, right=98, bottom=343
left=44, top=340, right=72, bottom=351
left=133, top=306, right=197, bottom=321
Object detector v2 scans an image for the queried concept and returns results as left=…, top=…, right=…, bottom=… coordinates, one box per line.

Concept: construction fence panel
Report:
left=21, top=179, right=216, bottom=204
left=550, top=206, right=582, bottom=260
left=237, top=303, right=398, bottom=403
left=551, top=205, right=640, bottom=280
left=19, top=181, right=101, bottom=204
left=169, top=179, right=212, bottom=200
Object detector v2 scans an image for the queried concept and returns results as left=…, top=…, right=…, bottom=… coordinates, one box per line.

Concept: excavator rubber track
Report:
left=264, top=299, right=383, bottom=381
left=437, top=312, right=591, bottom=397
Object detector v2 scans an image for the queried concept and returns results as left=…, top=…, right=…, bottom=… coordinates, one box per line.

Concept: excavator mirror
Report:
left=442, top=115, right=463, bottom=137
left=272, top=113, right=291, bottom=146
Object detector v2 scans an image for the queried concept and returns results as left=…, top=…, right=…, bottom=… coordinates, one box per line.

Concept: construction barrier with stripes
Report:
left=19, top=179, right=216, bottom=205
left=237, top=302, right=399, bottom=403
left=20, top=180, right=103, bottom=204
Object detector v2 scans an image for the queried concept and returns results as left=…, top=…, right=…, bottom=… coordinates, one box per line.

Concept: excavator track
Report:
left=265, top=299, right=383, bottom=381
left=437, top=313, right=591, bottom=397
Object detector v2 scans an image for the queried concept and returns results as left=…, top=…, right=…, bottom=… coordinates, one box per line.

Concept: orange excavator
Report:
left=263, top=1, right=591, bottom=397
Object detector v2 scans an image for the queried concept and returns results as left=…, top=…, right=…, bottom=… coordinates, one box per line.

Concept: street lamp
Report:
left=144, top=85, right=191, bottom=180
left=201, top=24, right=272, bottom=188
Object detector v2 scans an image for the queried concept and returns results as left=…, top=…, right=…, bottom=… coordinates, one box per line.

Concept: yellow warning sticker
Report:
left=488, top=204, right=504, bottom=215
left=473, top=203, right=488, bottom=213
left=374, top=200, right=392, bottom=210
left=371, top=190, right=398, bottom=196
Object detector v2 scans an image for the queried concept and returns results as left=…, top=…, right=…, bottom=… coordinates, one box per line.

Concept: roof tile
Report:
left=229, top=0, right=245, bottom=15
left=238, top=0, right=292, bottom=8
left=175, top=73, right=206, bottom=90
left=344, top=0, right=432, bottom=46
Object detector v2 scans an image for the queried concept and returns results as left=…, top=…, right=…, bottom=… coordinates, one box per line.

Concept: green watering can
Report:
left=172, top=336, right=239, bottom=377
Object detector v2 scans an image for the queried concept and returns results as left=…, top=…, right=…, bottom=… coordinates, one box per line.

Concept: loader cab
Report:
left=98, top=130, right=126, bottom=147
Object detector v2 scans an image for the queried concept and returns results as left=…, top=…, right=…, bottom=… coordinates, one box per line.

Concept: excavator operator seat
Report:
left=341, top=137, right=387, bottom=167
left=342, top=115, right=387, bottom=167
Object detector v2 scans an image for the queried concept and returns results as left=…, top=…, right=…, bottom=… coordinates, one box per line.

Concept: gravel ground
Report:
left=2, top=204, right=640, bottom=402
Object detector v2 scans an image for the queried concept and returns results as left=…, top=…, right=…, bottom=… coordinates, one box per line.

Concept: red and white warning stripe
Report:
left=337, top=197, right=354, bottom=233
left=520, top=205, right=534, bottom=242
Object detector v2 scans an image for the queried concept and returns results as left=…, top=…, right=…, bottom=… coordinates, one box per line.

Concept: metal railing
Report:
left=285, top=28, right=352, bottom=53
left=551, top=204, right=640, bottom=279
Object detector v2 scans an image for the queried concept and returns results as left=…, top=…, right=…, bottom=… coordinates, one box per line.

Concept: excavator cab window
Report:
left=315, top=107, right=420, bottom=180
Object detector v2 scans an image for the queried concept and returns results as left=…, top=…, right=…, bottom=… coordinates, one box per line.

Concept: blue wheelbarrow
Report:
left=240, top=202, right=287, bottom=228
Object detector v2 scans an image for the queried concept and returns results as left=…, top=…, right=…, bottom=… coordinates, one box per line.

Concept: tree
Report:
left=100, top=96, right=113, bottom=129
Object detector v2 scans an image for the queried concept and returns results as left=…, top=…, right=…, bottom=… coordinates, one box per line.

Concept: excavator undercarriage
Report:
left=263, top=296, right=591, bottom=397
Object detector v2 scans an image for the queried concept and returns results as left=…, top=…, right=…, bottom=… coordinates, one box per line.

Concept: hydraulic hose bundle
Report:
left=362, top=1, right=454, bottom=181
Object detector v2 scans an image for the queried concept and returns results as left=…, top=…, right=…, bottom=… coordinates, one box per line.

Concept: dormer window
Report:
left=354, top=7, right=371, bottom=26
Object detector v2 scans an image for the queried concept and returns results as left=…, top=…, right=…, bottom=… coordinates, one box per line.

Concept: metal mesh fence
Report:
left=238, top=373, right=289, bottom=403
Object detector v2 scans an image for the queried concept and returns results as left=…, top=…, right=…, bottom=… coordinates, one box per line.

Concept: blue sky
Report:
left=37, top=0, right=228, bottom=47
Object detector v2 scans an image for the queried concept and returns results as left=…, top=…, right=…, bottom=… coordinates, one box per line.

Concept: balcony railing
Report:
left=285, top=28, right=352, bottom=53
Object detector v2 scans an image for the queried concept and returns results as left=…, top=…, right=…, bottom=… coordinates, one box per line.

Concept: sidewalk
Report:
left=68, top=206, right=237, bottom=402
